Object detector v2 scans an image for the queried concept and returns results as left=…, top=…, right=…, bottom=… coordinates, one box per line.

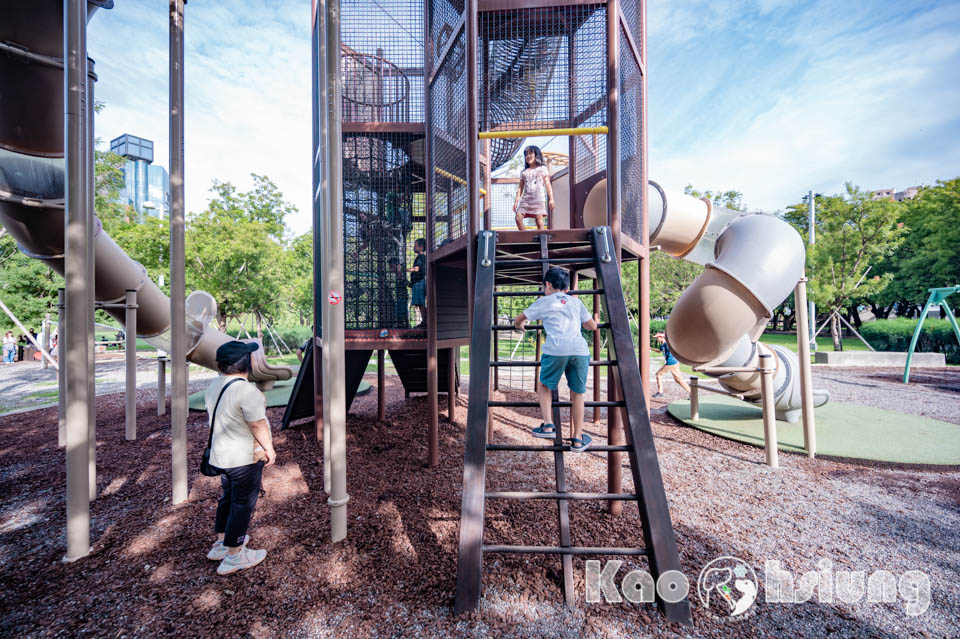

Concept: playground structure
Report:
left=0, top=0, right=830, bottom=624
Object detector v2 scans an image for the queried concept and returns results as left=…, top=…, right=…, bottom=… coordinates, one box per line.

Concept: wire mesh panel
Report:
left=342, top=0, right=424, bottom=123
left=490, top=180, right=519, bottom=229
left=478, top=4, right=605, bottom=171
left=571, top=6, right=607, bottom=185
left=620, top=0, right=641, bottom=46
left=619, top=26, right=643, bottom=244
left=430, top=0, right=464, bottom=69
left=343, top=133, right=426, bottom=330
left=430, top=29, right=468, bottom=250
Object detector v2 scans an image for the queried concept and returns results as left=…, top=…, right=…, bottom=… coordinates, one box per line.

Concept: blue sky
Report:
left=88, top=0, right=960, bottom=233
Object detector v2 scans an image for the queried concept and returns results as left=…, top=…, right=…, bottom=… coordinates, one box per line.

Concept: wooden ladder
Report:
left=454, top=227, right=692, bottom=625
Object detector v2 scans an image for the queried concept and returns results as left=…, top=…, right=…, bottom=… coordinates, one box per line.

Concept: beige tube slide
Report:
left=645, top=181, right=829, bottom=422
left=0, top=192, right=292, bottom=387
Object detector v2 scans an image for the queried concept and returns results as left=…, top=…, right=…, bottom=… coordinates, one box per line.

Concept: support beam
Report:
left=793, top=278, right=815, bottom=457
left=377, top=350, right=385, bottom=422
left=85, top=57, right=97, bottom=503
left=169, top=0, right=188, bottom=505
left=322, top=0, right=348, bottom=543
left=124, top=290, right=137, bottom=440
left=63, top=0, right=91, bottom=561
left=157, top=356, right=167, bottom=416
left=58, top=289, right=66, bottom=448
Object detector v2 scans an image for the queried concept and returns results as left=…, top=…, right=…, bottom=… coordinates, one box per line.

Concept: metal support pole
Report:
left=58, top=289, right=66, bottom=448
left=689, top=376, right=699, bottom=421
left=794, top=278, right=816, bottom=457
left=157, top=356, right=167, bottom=416
left=63, top=0, right=90, bottom=561
left=377, top=349, right=385, bottom=422
left=323, top=0, right=348, bottom=543
left=759, top=353, right=778, bottom=468
left=807, top=190, right=816, bottom=351
left=169, top=0, right=188, bottom=504
left=592, top=280, right=601, bottom=423
left=42, top=314, right=50, bottom=370
left=447, top=346, right=457, bottom=421
left=125, top=290, right=137, bottom=440
left=85, top=57, right=96, bottom=503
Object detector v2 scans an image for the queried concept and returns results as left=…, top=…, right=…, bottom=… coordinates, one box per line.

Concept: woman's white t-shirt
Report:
left=204, top=376, right=268, bottom=469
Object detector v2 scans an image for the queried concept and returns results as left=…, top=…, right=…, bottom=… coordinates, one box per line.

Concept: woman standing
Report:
left=204, top=341, right=276, bottom=575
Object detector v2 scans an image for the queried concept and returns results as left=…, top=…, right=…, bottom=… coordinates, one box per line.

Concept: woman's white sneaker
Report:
left=217, top=547, right=267, bottom=575
left=206, top=535, right=248, bottom=561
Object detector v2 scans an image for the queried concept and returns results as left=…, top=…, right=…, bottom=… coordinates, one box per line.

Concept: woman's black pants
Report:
left=214, top=461, right=264, bottom=547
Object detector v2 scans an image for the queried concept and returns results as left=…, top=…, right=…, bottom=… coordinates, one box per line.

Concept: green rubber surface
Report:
left=667, top=395, right=960, bottom=465
left=189, top=377, right=371, bottom=411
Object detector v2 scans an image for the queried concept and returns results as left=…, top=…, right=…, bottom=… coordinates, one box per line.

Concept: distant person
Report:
left=651, top=332, right=690, bottom=398
left=409, top=238, right=426, bottom=327
left=513, top=145, right=554, bottom=231
left=50, top=334, right=59, bottom=360
left=514, top=267, right=598, bottom=452
left=296, top=326, right=314, bottom=362
left=3, top=331, right=16, bottom=364
left=204, top=341, right=276, bottom=575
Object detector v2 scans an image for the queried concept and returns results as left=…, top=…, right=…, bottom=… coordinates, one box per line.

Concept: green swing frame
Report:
left=903, top=285, right=960, bottom=383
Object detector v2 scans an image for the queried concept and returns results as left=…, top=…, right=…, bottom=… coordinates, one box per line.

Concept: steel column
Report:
left=63, top=0, right=91, bottom=561
left=794, top=278, right=816, bottom=456
left=85, top=58, right=97, bottom=502
left=377, top=350, right=385, bottom=422
left=323, top=0, right=348, bottom=542
left=58, top=288, right=66, bottom=448
left=169, top=0, right=188, bottom=505
left=157, top=356, right=167, bottom=416
left=125, top=290, right=137, bottom=440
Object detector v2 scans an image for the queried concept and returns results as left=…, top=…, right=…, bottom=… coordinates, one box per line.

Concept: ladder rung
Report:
left=490, top=360, right=617, bottom=367
left=488, top=400, right=625, bottom=408
left=485, top=492, right=639, bottom=501
left=482, top=545, right=648, bottom=556
left=491, top=323, right=610, bottom=331
left=493, top=289, right=604, bottom=297
left=496, top=258, right=595, bottom=266
left=486, top=444, right=632, bottom=452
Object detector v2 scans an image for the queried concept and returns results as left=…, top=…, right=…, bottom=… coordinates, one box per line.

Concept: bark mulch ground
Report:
left=0, top=374, right=957, bottom=638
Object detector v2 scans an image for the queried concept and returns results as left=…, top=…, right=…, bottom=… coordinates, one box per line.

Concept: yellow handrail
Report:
left=434, top=167, right=487, bottom=196
left=479, top=126, right=608, bottom=140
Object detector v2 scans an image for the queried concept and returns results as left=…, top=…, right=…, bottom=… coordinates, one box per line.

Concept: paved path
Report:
left=0, top=358, right=217, bottom=415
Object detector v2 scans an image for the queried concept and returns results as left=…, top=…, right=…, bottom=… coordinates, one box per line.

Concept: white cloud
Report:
left=649, top=0, right=960, bottom=210
left=88, top=0, right=313, bottom=234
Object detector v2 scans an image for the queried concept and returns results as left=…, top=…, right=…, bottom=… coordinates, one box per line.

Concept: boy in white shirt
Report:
left=514, top=267, right=598, bottom=451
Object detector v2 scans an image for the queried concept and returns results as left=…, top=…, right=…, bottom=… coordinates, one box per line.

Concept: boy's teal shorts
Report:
left=539, top=354, right=589, bottom=394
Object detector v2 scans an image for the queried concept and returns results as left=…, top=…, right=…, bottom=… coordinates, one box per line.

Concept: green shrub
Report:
left=859, top=318, right=959, bottom=364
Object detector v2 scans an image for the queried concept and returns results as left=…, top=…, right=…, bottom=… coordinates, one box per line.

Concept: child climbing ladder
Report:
left=513, top=267, right=598, bottom=451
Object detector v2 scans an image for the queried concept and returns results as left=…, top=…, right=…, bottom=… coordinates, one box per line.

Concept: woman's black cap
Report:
left=215, top=340, right=259, bottom=365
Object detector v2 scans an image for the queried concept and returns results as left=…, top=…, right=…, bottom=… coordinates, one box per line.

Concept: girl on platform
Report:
left=512, top=145, right=554, bottom=231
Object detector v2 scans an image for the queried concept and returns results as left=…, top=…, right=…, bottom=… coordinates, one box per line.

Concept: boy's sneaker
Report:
left=652, top=392, right=664, bottom=398
left=217, top=547, right=267, bottom=575
left=206, top=535, right=248, bottom=561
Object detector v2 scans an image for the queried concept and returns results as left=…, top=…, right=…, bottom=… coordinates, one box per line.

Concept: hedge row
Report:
left=858, top=318, right=959, bottom=364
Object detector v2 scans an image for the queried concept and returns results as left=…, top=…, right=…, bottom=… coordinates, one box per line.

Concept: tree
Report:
left=284, top=231, right=314, bottom=326
left=186, top=177, right=297, bottom=335
left=898, top=178, right=960, bottom=298
left=782, top=183, right=905, bottom=349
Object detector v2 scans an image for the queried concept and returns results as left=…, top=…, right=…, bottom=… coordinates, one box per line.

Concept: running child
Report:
left=512, top=145, right=555, bottom=231
left=651, top=331, right=690, bottom=397
left=514, top=267, right=598, bottom=451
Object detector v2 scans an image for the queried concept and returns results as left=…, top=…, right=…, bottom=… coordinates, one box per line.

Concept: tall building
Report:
left=109, top=133, right=170, bottom=221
